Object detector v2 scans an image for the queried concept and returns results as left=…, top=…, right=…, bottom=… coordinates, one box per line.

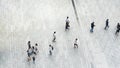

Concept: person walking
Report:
left=104, top=19, right=109, bottom=30
left=65, top=16, right=70, bottom=30
left=90, top=22, right=95, bottom=32
left=74, top=38, right=78, bottom=48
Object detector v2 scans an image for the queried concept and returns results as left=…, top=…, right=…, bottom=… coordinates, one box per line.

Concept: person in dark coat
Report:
left=65, top=16, right=70, bottom=30
left=28, top=41, right=31, bottom=49
left=90, top=22, right=95, bottom=32
left=104, top=19, right=109, bottom=30
left=115, top=23, right=120, bottom=35
left=117, top=23, right=119, bottom=29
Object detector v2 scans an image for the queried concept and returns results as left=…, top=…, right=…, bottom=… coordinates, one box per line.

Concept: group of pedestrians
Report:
left=48, top=31, right=56, bottom=55
left=90, top=19, right=120, bottom=35
left=27, top=41, right=38, bottom=63
left=26, top=17, right=119, bottom=63
left=49, top=16, right=79, bottom=55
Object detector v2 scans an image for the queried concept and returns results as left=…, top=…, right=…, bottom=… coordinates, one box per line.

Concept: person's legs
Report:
left=74, top=45, right=76, bottom=48
left=53, top=37, right=56, bottom=42
left=105, top=25, right=109, bottom=29
left=49, top=50, right=52, bottom=55
left=90, top=28, right=93, bottom=32
left=32, top=57, right=35, bottom=64
left=104, top=26, right=107, bottom=30
left=74, top=44, right=78, bottom=48
left=76, top=44, right=78, bottom=48
left=115, top=29, right=119, bottom=34
left=27, top=53, right=31, bottom=61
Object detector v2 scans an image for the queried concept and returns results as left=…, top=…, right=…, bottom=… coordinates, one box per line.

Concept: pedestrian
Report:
left=27, top=47, right=32, bottom=61
left=65, top=16, right=70, bottom=30
left=49, top=44, right=54, bottom=55
left=31, top=46, right=36, bottom=63
left=74, top=38, right=78, bottom=48
left=117, top=23, right=120, bottom=30
left=104, top=19, right=109, bottom=30
left=90, top=22, right=95, bottom=32
left=34, top=43, right=39, bottom=55
left=52, top=31, right=56, bottom=42
left=28, top=41, right=31, bottom=49
left=115, top=23, right=120, bottom=35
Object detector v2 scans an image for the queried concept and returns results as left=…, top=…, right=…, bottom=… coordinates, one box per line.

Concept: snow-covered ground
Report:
left=0, top=0, right=120, bottom=68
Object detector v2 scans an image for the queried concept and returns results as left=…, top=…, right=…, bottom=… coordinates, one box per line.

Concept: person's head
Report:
left=117, top=23, right=119, bottom=25
left=28, top=41, right=30, bottom=43
left=32, top=46, right=34, bottom=49
left=54, top=31, right=56, bottom=34
left=49, top=44, right=51, bottom=47
left=35, top=43, right=38, bottom=46
left=75, top=38, right=78, bottom=41
left=67, top=16, right=69, bottom=19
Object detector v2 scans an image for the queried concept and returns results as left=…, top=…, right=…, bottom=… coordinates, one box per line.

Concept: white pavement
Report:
left=0, top=0, right=120, bottom=68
